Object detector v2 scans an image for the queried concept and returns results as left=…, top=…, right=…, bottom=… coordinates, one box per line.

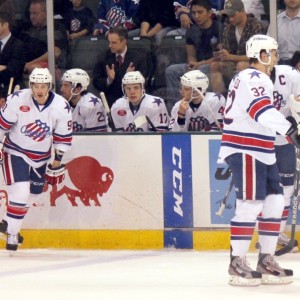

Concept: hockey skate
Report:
left=277, top=233, right=298, bottom=253
left=228, top=255, right=262, bottom=286
left=257, top=253, right=293, bottom=284
left=6, top=234, right=18, bottom=252
left=0, top=220, right=24, bottom=244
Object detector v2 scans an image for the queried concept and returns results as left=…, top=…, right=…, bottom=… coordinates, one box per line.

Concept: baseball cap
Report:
left=221, top=0, right=245, bottom=16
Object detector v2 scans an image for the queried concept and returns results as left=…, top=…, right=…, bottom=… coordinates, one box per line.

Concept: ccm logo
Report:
left=172, top=146, right=183, bottom=217
left=20, top=105, right=30, bottom=112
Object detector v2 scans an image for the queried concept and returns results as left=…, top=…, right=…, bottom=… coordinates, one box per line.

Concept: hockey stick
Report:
left=215, top=177, right=234, bottom=216
left=145, top=116, right=157, bottom=132
left=13, top=85, right=20, bottom=92
left=7, top=77, right=14, bottom=96
left=100, top=92, right=116, bottom=132
left=275, top=147, right=300, bottom=256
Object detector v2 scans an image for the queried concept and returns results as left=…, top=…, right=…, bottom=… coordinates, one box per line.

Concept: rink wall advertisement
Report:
left=0, top=133, right=299, bottom=250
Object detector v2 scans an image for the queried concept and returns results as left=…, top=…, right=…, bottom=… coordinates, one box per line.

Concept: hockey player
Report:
left=169, top=70, right=225, bottom=132
left=60, top=69, right=107, bottom=132
left=218, top=34, right=298, bottom=286
left=111, top=71, right=169, bottom=132
left=0, top=68, right=72, bottom=251
left=271, top=64, right=300, bottom=252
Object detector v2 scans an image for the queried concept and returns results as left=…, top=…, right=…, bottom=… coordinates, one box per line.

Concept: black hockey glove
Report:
left=286, top=116, right=300, bottom=148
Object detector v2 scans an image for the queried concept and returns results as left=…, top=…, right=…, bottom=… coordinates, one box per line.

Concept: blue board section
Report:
left=162, top=134, right=193, bottom=248
left=209, top=140, right=235, bottom=224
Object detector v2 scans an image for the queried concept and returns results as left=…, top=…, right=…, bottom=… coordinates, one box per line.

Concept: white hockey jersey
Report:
left=111, top=94, right=169, bottom=132
left=169, top=92, right=225, bottom=132
left=218, top=67, right=291, bottom=165
left=72, top=92, right=107, bottom=132
left=0, top=89, right=73, bottom=168
left=272, top=65, right=300, bottom=145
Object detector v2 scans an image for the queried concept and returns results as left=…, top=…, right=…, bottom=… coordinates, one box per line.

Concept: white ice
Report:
left=0, top=249, right=300, bottom=300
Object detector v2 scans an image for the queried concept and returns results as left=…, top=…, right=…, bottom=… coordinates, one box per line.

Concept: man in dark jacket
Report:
left=0, top=12, right=26, bottom=95
left=93, top=26, right=148, bottom=108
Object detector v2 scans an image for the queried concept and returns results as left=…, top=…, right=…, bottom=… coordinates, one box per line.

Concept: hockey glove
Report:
left=286, top=116, right=300, bottom=148
left=45, top=164, right=65, bottom=185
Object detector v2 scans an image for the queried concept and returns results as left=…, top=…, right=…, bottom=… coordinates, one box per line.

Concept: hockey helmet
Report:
left=180, top=70, right=209, bottom=94
left=29, top=68, right=53, bottom=85
left=122, top=71, right=145, bottom=100
left=61, top=68, right=90, bottom=91
left=246, top=34, right=278, bottom=59
left=122, top=71, right=145, bottom=86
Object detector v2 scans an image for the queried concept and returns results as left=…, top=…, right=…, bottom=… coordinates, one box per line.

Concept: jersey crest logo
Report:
left=19, top=105, right=30, bottom=112
left=273, top=91, right=284, bottom=110
left=117, top=109, right=127, bottom=116
left=21, top=119, right=50, bottom=142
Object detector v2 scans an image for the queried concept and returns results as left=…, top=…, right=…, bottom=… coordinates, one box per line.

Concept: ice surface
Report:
left=0, top=249, right=300, bottom=300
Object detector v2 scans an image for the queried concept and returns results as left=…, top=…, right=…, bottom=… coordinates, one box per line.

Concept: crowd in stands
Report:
left=0, top=0, right=299, bottom=132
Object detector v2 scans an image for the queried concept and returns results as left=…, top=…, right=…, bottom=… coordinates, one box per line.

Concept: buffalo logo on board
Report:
left=45, top=156, right=114, bottom=206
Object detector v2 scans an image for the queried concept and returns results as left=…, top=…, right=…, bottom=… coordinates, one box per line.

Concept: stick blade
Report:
left=275, top=243, right=295, bottom=256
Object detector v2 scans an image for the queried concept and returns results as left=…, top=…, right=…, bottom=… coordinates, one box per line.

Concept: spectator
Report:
left=64, top=0, right=95, bottom=40
left=24, top=0, right=73, bottom=21
left=93, top=26, right=148, bottom=108
left=0, top=0, right=18, bottom=34
left=167, top=0, right=194, bottom=36
left=0, top=12, right=26, bottom=95
left=165, top=0, right=223, bottom=111
left=169, top=70, right=225, bottom=132
left=19, top=0, right=68, bottom=75
left=271, top=0, right=300, bottom=65
left=93, top=0, right=139, bottom=36
left=241, top=0, right=266, bottom=21
left=132, top=0, right=177, bottom=45
left=0, top=0, right=15, bottom=21
left=290, top=50, right=300, bottom=71
left=111, top=71, right=169, bottom=132
left=60, top=68, right=107, bottom=132
left=209, top=0, right=264, bottom=94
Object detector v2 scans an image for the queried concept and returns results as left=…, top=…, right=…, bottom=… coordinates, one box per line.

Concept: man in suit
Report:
left=0, top=12, right=26, bottom=96
left=93, top=26, right=148, bottom=108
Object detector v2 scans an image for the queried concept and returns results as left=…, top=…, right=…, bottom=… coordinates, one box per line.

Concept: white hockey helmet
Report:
left=122, top=71, right=145, bottom=86
left=246, top=34, right=278, bottom=60
left=29, top=68, right=53, bottom=85
left=180, top=70, right=209, bottom=94
left=61, top=68, right=90, bottom=91
left=122, top=71, right=145, bottom=98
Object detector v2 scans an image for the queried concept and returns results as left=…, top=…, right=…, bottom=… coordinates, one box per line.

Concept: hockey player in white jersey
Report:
left=271, top=64, right=300, bottom=252
left=111, top=71, right=169, bottom=132
left=169, top=70, right=225, bottom=132
left=60, top=69, right=107, bottom=132
left=218, top=35, right=299, bottom=286
left=0, top=68, right=72, bottom=252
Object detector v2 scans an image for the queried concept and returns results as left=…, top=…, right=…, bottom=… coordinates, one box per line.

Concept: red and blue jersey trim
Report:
left=4, top=136, right=51, bottom=163
left=53, top=132, right=72, bottom=146
left=0, top=112, right=14, bottom=131
left=221, top=130, right=275, bottom=153
left=247, top=96, right=273, bottom=121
